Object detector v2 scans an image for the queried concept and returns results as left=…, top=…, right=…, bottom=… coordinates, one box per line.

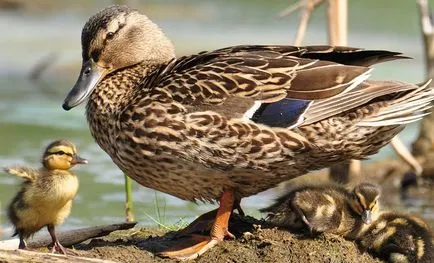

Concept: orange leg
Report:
left=158, top=189, right=235, bottom=260
left=175, top=198, right=244, bottom=237
left=175, top=209, right=217, bottom=237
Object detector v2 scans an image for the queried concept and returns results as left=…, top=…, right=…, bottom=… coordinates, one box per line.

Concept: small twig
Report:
left=413, top=0, right=434, bottom=159
left=417, top=0, right=434, bottom=74
left=143, top=212, right=173, bottom=231
left=391, top=136, right=423, bottom=176
left=279, top=0, right=305, bottom=17
left=327, top=0, right=347, bottom=46
left=418, top=0, right=433, bottom=35
left=281, top=0, right=325, bottom=46
left=0, top=222, right=137, bottom=250
left=293, top=2, right=314, bottom=45
left=124, top=174, right=135, bottom=222
left=0, top=249, right=116, bottom=263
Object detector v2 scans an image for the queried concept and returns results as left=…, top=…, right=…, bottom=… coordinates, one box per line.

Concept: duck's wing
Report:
left=143, top=45, right=405, bottom=128
left=3, top=167, right=37, bottom=182
left=149, top=45, right=401, bottom=103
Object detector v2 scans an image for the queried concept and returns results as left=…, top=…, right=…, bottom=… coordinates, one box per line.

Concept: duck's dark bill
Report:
left=62, top=59, right=107, bottom=110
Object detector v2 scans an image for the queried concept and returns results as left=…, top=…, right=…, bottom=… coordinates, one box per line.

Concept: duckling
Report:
left=4, top=140, right=87, bottom=254
left=358, top=212, right=434, bottom=263
left=261, top=182, right=380, bottom=237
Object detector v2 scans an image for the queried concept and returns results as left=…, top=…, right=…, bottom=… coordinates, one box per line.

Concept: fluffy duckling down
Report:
left=262, top=182, right=434, bottom=263
left=260, top=182, right=380, bottom=237
left=4, top=140, right=87, bottom=254
left=359, top=212, right=434, bottom=263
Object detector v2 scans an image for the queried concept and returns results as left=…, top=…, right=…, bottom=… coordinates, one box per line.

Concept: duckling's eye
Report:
left=52, top=151, right=73, bottom=157
left=106, top=32, right=115, bottom=39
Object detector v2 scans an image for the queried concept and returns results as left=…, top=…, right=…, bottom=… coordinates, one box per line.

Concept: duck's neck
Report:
left=87, top=62, right=157, bottom=117
left=86, top=61, right=159, bottom=153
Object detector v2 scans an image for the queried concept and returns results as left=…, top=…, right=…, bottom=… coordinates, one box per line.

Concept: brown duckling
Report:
left=261, top=182, right=380, bottom=237
left=4, top=140, right=87, bottom=254
left=359, top=212, right=434, bottom=263
left=262, top=182, right=434, bottom=262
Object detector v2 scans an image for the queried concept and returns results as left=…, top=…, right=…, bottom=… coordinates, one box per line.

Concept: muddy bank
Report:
left=66, top=215, right=380, bottom=263
left=68, top=158, right=433, bottom=263
left=3, top=158, right=428, bottom=263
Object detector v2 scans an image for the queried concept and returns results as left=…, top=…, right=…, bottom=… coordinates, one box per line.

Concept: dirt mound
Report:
left=73, top=215, right=381, bottom=263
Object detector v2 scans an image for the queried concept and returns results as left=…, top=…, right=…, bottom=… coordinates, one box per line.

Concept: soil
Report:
left=5, top=158, right=430, bottom=263
left=65, top=157, right=434, bottom=263
left=69, top=214, right=381, bottom=263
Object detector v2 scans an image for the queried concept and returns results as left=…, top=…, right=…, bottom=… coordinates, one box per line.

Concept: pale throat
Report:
left=85, top=62, right=160, bottom=155
left=86, top=62, right=156, bottom=117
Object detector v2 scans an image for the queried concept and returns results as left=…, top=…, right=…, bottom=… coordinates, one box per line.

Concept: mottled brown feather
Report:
left=73, top=6, right=434, bottom=202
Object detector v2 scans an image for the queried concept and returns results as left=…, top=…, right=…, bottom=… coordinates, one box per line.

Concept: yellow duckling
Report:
left=359, top=212, right=434, bottom=263
left=4, top=140, right=87, bottom=254
left=261, top=182, right=380, bottom=236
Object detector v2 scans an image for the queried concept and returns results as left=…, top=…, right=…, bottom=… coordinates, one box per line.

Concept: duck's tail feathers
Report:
left=357, top=80, right=434, bottom=127
left=3, top=167, right=37, bottom=182
left=302, top=80, right=433, bottom=125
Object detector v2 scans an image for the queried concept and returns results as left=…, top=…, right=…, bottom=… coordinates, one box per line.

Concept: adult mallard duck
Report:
left=62, top=5, right=434, bottom=259
left=5, top=140, right=87, bottom=254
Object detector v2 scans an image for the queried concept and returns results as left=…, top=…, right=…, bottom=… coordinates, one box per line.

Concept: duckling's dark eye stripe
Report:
left=49, top=151, right=73, bottom=157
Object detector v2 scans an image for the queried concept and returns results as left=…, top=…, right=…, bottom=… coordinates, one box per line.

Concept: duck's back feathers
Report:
left=295, top=45, right=408, bottom=66
left=149, top=45, right=402, bottom=108
left=3, top=167, right=38, bottom=182
left=140, top=45, right=412, bottom=129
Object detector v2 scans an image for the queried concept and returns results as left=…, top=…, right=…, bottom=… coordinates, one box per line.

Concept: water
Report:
left=0, top=0, right=433, bottom=238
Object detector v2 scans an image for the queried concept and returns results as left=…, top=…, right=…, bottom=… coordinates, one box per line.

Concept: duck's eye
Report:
left=83, top=67, right=91, bottom=75
left=106, top=32, right=115, bottom=39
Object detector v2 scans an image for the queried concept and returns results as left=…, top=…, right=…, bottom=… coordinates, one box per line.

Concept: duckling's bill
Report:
left=71, top=155, right=88, bottom=165
left=362, top=209, right=372, bottom=224
left=63, top=59, right=108, bottom=110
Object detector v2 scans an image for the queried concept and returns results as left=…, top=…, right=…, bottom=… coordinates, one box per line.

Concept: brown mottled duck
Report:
left=4, top=140, right=87, bottom=254
left=62, top=5, right=434, bottom=259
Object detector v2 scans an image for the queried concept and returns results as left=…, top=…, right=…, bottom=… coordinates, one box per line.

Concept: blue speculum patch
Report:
left=251, top=99, right=311, bottom=128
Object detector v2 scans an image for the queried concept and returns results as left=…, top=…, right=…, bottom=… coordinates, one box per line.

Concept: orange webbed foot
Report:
left=158, top=190, right=236, bottom=260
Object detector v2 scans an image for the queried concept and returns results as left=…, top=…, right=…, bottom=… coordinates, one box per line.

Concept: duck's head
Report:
left=349, top=183, right=380, bottom=224
left=42, top=140, right=88, bottom=170
left=62, top=5, right=175, bottom=110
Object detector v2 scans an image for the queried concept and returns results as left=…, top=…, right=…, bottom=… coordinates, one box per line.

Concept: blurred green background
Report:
left=0, top=0, right=433, bottom=238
